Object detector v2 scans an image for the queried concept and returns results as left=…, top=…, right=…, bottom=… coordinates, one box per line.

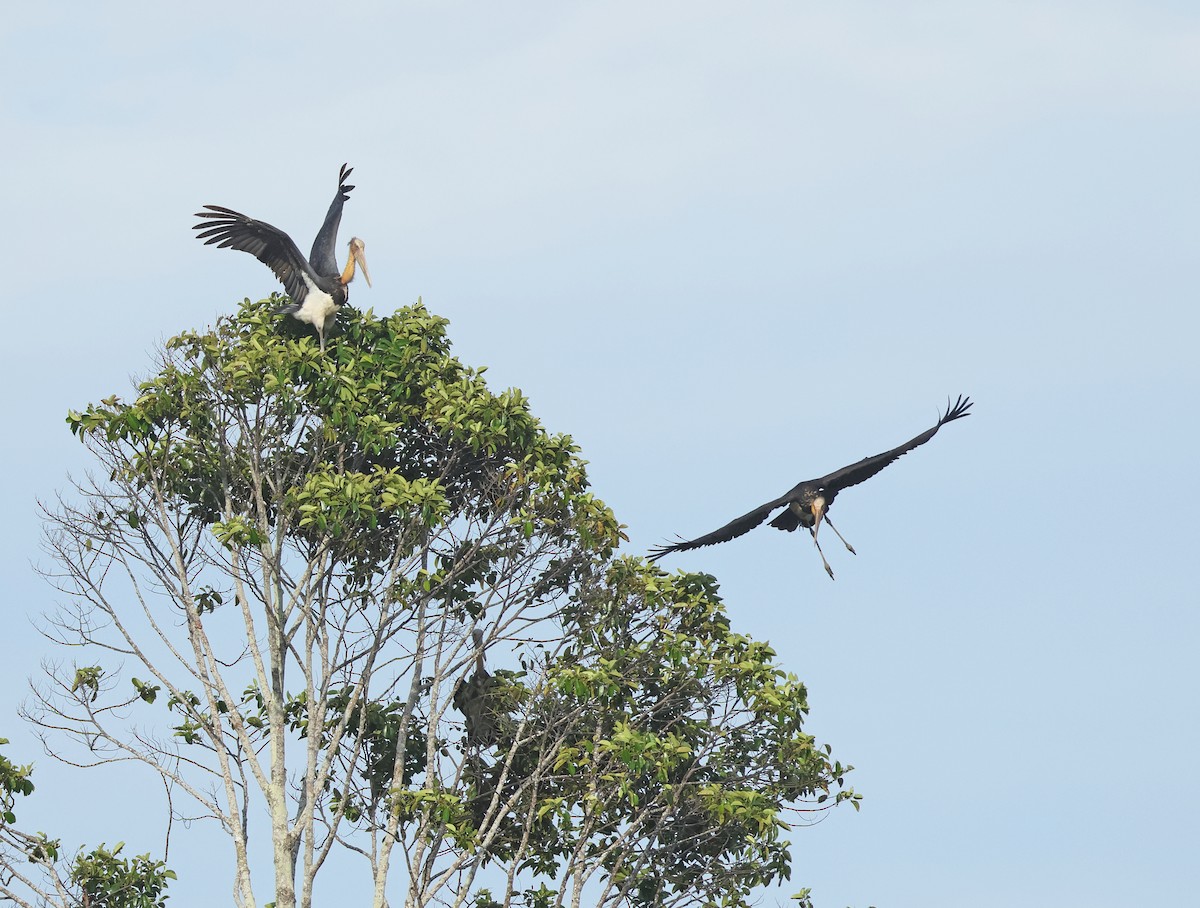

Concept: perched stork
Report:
left=193, top=164, right=371, bottom=352
left=453, top=629, right=500, bottom=748
left=648, top=395, right=973, bottom=578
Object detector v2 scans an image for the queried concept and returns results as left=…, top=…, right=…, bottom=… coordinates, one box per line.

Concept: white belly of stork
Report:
left=292, top=278, right=339, bottom=329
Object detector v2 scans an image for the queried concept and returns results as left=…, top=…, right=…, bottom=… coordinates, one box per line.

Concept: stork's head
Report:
left=340, top=237, right=372, bottom=287
left=810, top=494, right=827, bottom=527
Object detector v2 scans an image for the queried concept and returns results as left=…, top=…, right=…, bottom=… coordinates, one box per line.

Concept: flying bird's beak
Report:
left=345, top=237, right=372, bottom=287
left=810, top=497, right=826, bottom=531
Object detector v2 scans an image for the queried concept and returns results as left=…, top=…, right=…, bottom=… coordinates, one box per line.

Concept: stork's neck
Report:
left=340, top=251, right=358, bottom=285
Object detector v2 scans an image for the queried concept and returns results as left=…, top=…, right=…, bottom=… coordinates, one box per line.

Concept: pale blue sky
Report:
left=2, top=3, right=1197, bottom=906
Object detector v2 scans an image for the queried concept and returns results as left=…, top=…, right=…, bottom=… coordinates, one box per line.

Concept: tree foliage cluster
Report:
left=0, top=739, right=175, bottom=908
left=5, top=297, right=856, bottom=908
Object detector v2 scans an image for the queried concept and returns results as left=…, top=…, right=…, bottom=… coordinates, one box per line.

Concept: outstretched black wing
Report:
left=309, top=163, right=355, bottom=277
left=647, top=495, right=791, bottom=562
left=193, top=206, right=316, bottom=303
left=809, top=395, right=973, bottom=495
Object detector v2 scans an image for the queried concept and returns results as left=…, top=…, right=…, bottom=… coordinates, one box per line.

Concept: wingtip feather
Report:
left=941, top=394, right=973, bottom=424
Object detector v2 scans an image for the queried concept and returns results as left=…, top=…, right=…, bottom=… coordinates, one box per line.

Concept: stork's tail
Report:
left=769, top=510, right=801, bottom=532
left=275, top=300, right=302, bottom=317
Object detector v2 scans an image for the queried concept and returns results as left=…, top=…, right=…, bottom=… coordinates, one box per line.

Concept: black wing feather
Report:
left=193, top=205, right=315, bottom=302
left=809, top=395, right=973, bottom=494
left=309, top=163, right=355, bottom=277
left=647, top=495, right=791, bottom=561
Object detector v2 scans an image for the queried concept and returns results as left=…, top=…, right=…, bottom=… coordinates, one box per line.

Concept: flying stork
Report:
left=193, top=164, right=371, bottom=352
left=648, top=395, right=973, bottom=578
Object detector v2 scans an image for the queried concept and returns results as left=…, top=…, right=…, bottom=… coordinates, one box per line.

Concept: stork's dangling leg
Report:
left=809, top=528, right=836, bottom=579
left=809, top=500, right=836, bottom=579
left=823, top=515, right=857, bottom=555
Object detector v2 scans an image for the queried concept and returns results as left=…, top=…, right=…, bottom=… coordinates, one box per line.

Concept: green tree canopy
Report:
left=18, top=297, right=855, bottom=908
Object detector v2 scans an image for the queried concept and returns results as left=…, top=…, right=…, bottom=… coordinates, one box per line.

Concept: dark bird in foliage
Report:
left=648, top=396, right=973, bottom=578
left=453, top=629, right=500, bottom=748
left=193, top=164, right=371, bottom=352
